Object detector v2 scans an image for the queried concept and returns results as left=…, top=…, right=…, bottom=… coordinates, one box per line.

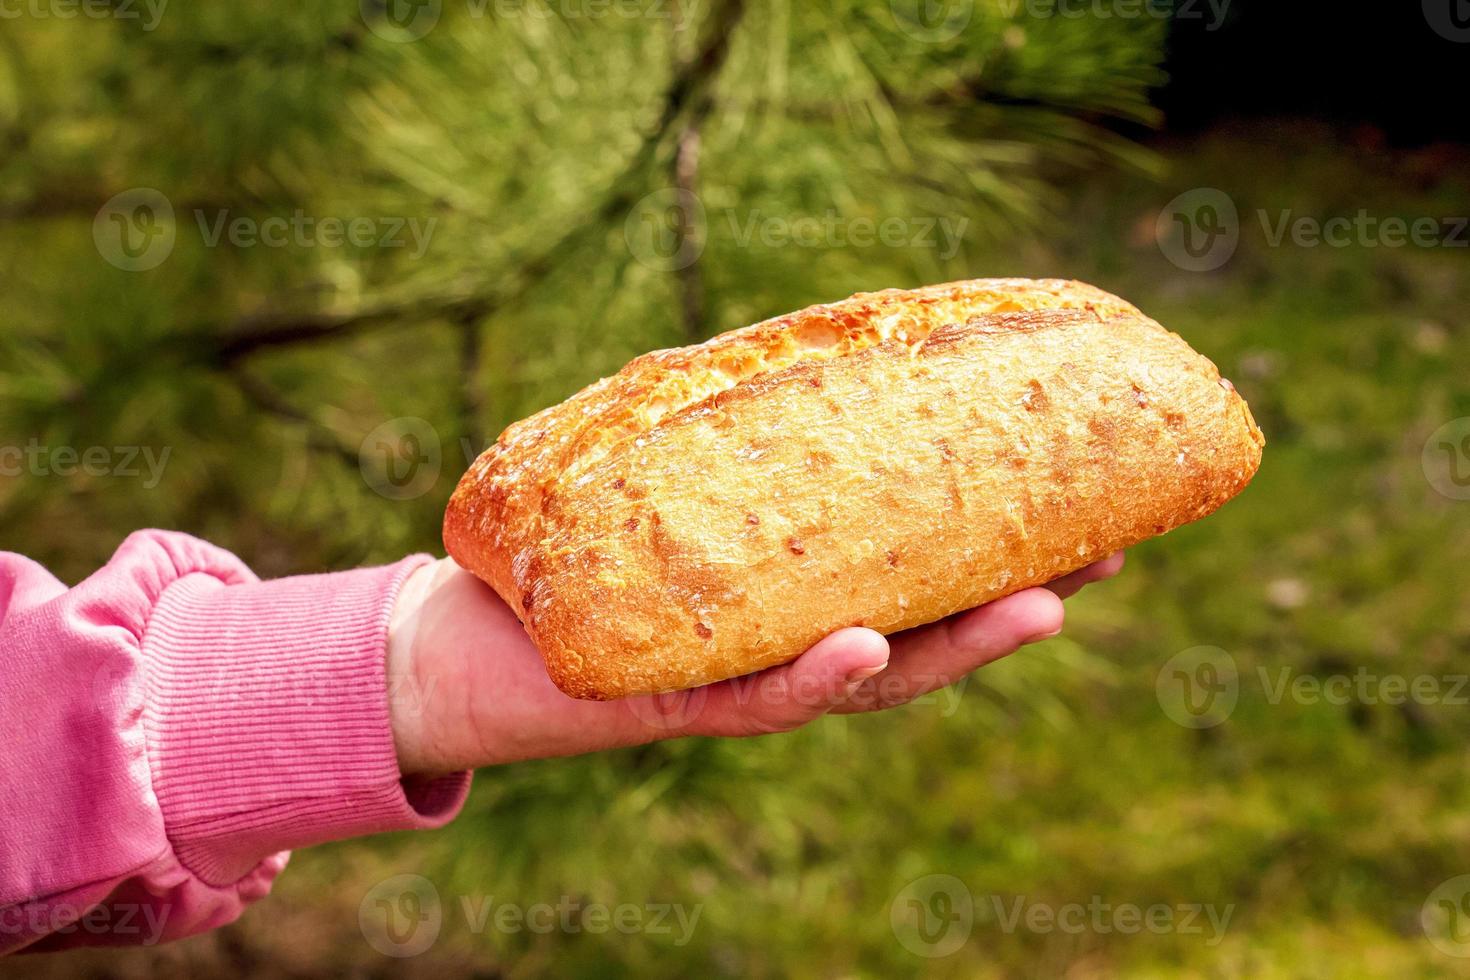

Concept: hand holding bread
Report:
left=444, top=279, right=1263, bottom=700
left=386, top=551, right=1124, bottom=772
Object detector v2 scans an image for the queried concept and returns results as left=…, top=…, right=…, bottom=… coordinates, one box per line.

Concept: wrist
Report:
left=387, top=557, right=443, bottom=776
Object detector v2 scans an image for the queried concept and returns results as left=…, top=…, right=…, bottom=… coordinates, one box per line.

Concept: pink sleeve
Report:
left=0, top=530, right=471, bottom=953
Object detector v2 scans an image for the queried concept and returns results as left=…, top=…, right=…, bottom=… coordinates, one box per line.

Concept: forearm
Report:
left=0, top=531, right=469, bottom=953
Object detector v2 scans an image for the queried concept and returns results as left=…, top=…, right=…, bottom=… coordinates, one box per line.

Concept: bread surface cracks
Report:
left=553, top=286, right=1130, bottom=489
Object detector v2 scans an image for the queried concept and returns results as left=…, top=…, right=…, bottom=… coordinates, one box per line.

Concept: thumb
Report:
left=691, top=628, right=891, bottom=738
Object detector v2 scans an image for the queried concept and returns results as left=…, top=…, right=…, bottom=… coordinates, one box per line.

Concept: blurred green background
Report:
left=2, top=1, right=1468, bottom=977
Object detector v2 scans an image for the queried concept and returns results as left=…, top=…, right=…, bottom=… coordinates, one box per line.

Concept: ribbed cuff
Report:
left=139, top=556, right=471, bottom=886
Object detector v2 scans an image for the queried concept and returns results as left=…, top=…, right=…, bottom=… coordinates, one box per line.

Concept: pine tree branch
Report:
left=131, top=20, right=365, bottom=69
left=226, top=368, right=361, bottom=468
left=210, top=295, right=492, bottom=365
left=204, top=0, right=750, bottom=475
left=673, top=118, right=706, bottom=343
left=203, top=0, right=748, bottom=366
left=669, top=0, right=716, bottom=343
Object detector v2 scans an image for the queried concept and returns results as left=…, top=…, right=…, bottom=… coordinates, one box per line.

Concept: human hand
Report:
left=386, top=553, right=1125, bottom=775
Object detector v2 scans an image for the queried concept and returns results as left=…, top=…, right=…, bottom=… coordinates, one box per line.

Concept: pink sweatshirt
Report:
left=0, top=530, right=471, bottom=954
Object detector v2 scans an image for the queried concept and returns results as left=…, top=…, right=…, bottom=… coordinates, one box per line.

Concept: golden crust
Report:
left=444, top=279, right=1263, bottom=699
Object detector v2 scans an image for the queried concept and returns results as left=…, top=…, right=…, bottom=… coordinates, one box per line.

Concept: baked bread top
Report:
left=448, top=278, right=1148, bottom=602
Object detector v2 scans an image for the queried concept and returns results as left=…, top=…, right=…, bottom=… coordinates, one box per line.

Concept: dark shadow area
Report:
left=1159, top=0, right=1470, bottom=144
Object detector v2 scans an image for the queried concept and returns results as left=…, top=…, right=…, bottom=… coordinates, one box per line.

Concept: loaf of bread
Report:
left=444, top=279, right=1263, bottom=700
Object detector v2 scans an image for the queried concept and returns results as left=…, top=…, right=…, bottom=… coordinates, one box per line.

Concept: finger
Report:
left=689, top=628, right=891, bottom=737
left=832, top=587, right=1064, bottom=714
left=1045, top=551, right=1126, bottom=599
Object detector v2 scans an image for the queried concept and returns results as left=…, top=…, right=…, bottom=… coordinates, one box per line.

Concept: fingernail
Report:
left=844, top=662, right=887, bottom=689
left=1023, top=629, right=1062, bottom=645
